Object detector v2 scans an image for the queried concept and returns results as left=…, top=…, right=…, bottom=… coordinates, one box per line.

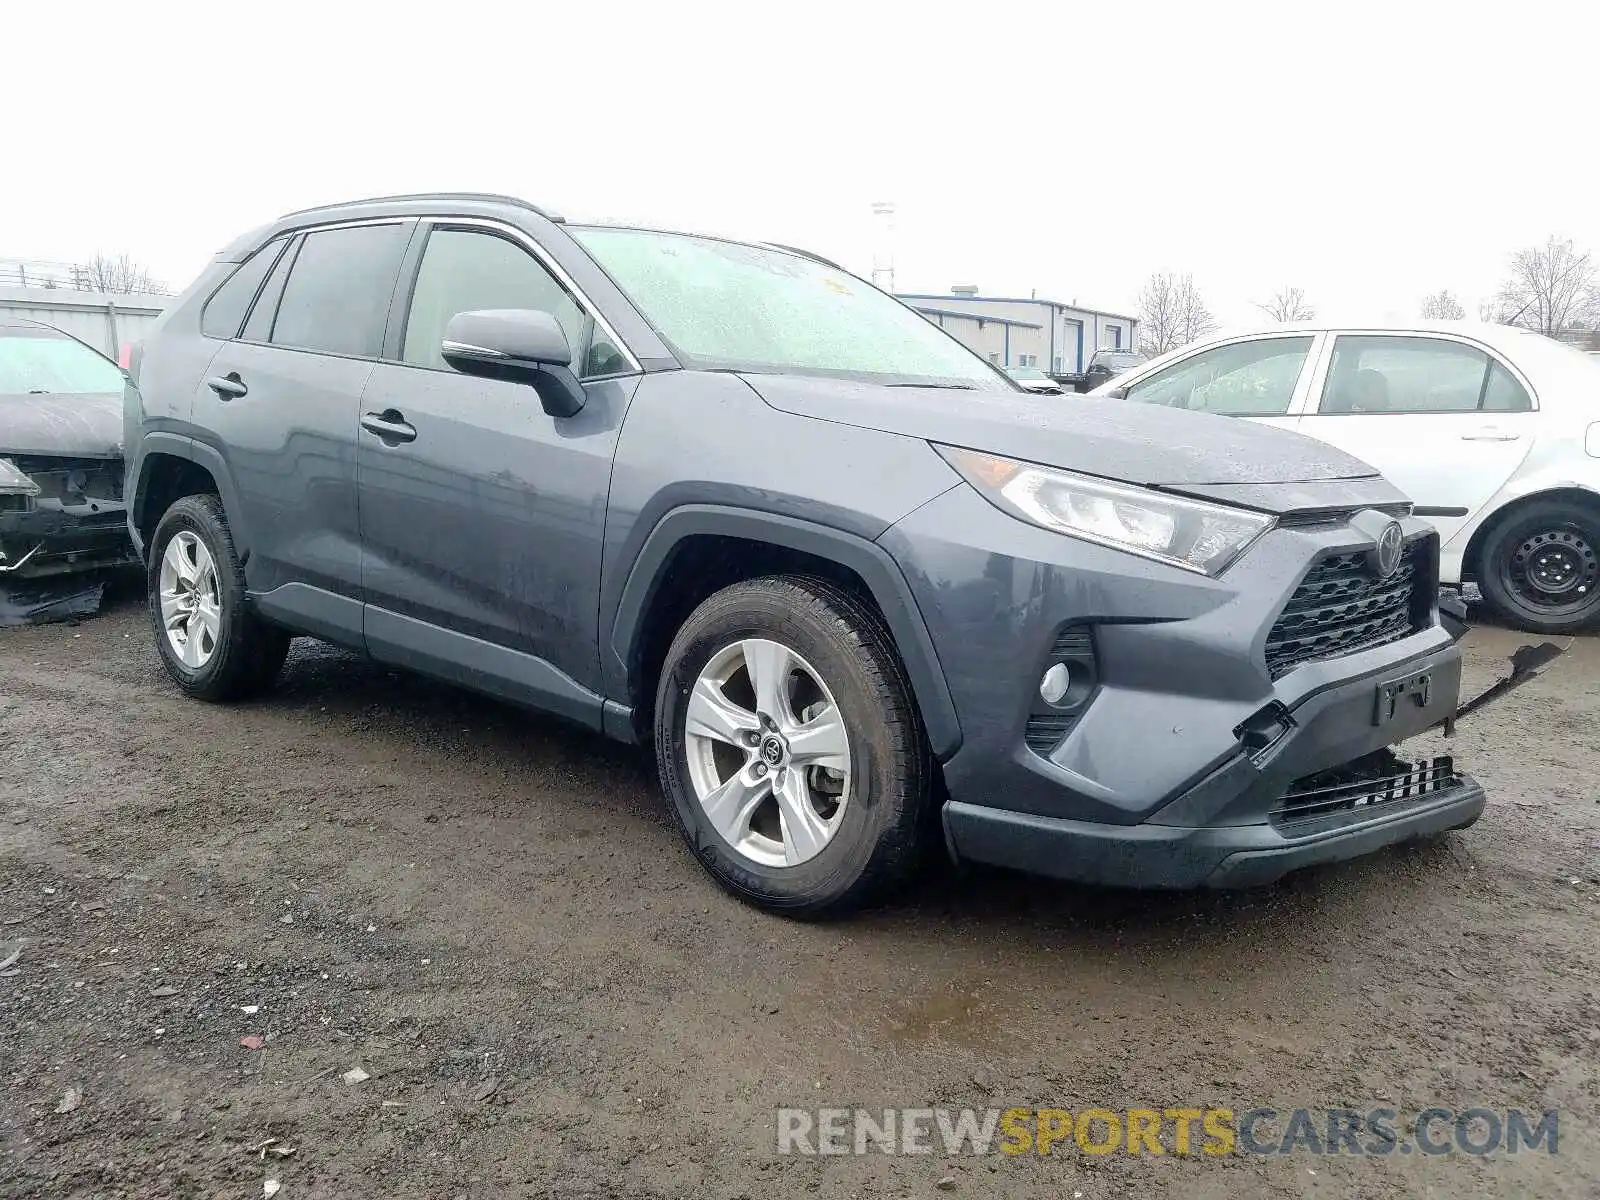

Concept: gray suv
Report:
left=125, top=193, right=1485, bottom=916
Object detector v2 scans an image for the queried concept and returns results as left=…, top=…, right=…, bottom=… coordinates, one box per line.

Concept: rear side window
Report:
left=1126, top=336, right=1312, bottom=415
left=201, top=240, right=285, bottom=340
left=1319, top=336, right=1529, bottom=414
left=267, top=224, right=408, bottom=357
left=242, top=237, right=299, bottom=342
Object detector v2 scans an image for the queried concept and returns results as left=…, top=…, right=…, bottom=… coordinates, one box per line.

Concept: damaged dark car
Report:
left=0, top=318, right=138, bottom=623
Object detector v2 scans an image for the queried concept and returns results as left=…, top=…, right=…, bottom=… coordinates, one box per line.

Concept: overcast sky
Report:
left=9, top=1, right=1598, bottom=327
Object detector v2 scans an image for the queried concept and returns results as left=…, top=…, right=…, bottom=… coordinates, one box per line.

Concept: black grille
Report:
left=1273, top=753, right=1460, bottom=825
left=1265, top=540, right=1428, bottom=679
left=1024, top=714, right=1076, bottom=752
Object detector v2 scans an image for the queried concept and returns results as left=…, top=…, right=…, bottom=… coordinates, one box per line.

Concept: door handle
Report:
left=1460, top=428, right=1521, bottom=442
left=360, top=409, right=418, bottom=444
left=205, top=373, right=248, bottom=400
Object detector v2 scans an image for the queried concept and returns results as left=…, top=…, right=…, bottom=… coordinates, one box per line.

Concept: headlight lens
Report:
left=0, top=457, right=41, bottom=498
left=937, top=446, right=1275, bottom=576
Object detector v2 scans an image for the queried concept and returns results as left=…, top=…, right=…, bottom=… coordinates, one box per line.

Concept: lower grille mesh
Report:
left=1273, top=753, right=1459, bottom=824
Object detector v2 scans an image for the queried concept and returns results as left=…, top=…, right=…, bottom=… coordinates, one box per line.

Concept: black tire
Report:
left=654, top=576, right=931, bottom=918
left=1476, top=498, right=1600, bottom=634
left=147, top=493, right=289, bottom=701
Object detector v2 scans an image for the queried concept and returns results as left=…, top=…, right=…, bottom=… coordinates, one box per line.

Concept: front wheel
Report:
left=1477, top=498, right=1600, bottom=634
left=654, top=576, right=931, bottom=917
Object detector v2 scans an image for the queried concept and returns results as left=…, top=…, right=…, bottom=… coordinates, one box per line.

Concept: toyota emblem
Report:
left=1369, top=521, right=1404, bottom=578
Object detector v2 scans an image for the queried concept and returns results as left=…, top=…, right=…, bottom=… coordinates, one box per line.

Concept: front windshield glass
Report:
left=0, top=331, right=125, bottom=394
left=572, top=227, right=1006, bottom=387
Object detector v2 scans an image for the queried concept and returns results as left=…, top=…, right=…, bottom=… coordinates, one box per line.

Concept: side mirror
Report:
left=441, top=309, right=585, bottom=418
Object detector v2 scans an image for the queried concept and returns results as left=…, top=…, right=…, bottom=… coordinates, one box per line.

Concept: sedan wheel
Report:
left=1479, top=499, right=1600, bottom=634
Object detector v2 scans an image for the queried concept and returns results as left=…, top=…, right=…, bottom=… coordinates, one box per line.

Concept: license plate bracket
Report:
left=1374, top=666, right=1432, bottom=727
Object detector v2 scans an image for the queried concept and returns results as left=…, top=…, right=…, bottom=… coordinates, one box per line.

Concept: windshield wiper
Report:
left=886, top=381, right=977, bottom=390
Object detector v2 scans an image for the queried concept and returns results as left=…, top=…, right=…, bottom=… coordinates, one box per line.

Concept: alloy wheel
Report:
left=158, top=531, right=222, bottom=669
left=683, top=638, right=853, bottom=868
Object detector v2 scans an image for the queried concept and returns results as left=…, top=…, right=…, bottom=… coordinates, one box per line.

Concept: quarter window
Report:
left=1125, top=336, right=1313, bottom=416
left=201, top=240, right=285, bottom=340
left=1319, top=336, right=1529, bottom=414
left=268, top=224, right=408, bottom=357
left=401, top=228, right=623, bottom=377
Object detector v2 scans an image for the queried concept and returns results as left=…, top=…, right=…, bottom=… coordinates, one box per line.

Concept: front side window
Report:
left=1125, top=336, right=1313, bottom=415
left=268, top=223, right=408, bottom=357
left=400, top=229, right=623, bottom=377
left=0, top=328, right=124, bottom=394
left=570, top=227, right=1005, bottom=386
left=202, top=239, right=285, bottom=340
left=1319, top=336, right=1526, bottom=414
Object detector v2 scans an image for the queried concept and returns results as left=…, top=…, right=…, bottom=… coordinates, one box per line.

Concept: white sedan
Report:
left=1093, top=322, right=1600, bottom=632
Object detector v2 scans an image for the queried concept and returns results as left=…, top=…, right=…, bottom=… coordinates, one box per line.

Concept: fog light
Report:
left=1039, top=663, right=1073, bottom=706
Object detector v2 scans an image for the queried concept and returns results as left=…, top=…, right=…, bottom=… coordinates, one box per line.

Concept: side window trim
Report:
left=393, top=216, right=642, bottom=378
left=1309, top=332, right=1538, bottom=416
left=241, top=234, right=302, bottom=345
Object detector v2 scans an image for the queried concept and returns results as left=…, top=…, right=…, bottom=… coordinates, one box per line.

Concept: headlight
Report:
left=937, top=445, right=1275, bottom=576
left=0, top=457, right=41, bottom=498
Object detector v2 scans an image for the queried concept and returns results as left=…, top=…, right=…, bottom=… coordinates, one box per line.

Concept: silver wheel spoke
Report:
left=700, top=766, right=771, bottom=846
left=774, top=769, right=830, bottom=865
left=785, top=704, right=849, bottom=771
left=163, top=536, right=198, bottom=587
left=685, top=675, right=758, bottom=747
left=157, top=530, right=222, bottom=670
left=742, top=639, right=793, bottom=724
left=181, top=613, right=205, bottom=667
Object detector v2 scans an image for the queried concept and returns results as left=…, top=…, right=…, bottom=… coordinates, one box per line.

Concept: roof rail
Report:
left=762, top=243, right=846, bottom=272
left=277, top=192, right=564, bottom=223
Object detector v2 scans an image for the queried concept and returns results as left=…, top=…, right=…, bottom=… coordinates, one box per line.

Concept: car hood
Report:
left=0, top=392, right=123, bottom=459
left=741, top=375, right=1379, bottom=488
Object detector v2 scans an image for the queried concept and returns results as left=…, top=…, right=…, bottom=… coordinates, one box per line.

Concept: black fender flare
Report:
left=605, top=504, right=962, bottom=760
left=130, top=433, right=251, bottom=564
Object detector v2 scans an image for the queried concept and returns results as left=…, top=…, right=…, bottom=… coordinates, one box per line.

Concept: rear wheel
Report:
left=654, top=576, right=931, bottom=917
left=1477, top=498, right=1600, bottom=634
left=148, top=494, right=289, bottom=700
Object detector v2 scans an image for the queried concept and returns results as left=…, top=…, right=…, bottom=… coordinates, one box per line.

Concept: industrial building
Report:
left=899, top=287, right=1139, bottom=376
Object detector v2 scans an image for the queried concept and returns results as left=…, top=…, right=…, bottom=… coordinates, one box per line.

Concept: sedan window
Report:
left=1319, top=336, right=1529, bottom=414
left=1124, top=337, right=1312, bottom=415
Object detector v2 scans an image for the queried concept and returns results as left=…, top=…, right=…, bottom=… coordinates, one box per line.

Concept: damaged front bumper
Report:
left=0, top=454, right=138, bottom=580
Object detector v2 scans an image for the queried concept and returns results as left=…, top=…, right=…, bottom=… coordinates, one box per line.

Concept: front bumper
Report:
left=880, top=484, right=1482, bottom=888
left=943, top=773, right=1484, bottom=888
left=0, top=504, right=137, bottom=578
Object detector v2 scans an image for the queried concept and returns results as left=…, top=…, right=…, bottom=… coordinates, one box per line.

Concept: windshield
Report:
left=0, top=330, right=125, bottom=395
left=572, top=227, right=1007, bottom=386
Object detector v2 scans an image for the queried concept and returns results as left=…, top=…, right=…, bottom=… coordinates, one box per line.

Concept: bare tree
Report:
left=1490, top=236, right=1597, bottom=335
left=1419, top=290, right=1465, bottom=320
left=72, top=252, right=162, bottom=295
left=1255, top=286, right=1314, bottom=323
left=1138, top=272, right=1217, bottom=355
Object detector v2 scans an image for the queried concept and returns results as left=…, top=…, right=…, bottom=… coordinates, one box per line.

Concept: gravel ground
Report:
left=1, top=592, right=1597, bottom=1199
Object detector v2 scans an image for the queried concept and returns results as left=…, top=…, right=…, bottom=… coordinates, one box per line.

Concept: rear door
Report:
left=1295, top=333, right=1538, bottom=545
left=354, top=218, right=639, bottom=715
left=1120, top=332, right=1322, bottom=434
left=196, top=220, right=412, bottom=639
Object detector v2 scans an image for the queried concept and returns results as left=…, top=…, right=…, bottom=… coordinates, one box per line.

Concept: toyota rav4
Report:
left=124, top=193, right=1485, bottom=916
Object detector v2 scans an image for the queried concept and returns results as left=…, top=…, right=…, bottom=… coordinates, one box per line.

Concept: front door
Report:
left=1296, top=333, right=1538, bottom=548
left=355, top=221, right=638, bottom=716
